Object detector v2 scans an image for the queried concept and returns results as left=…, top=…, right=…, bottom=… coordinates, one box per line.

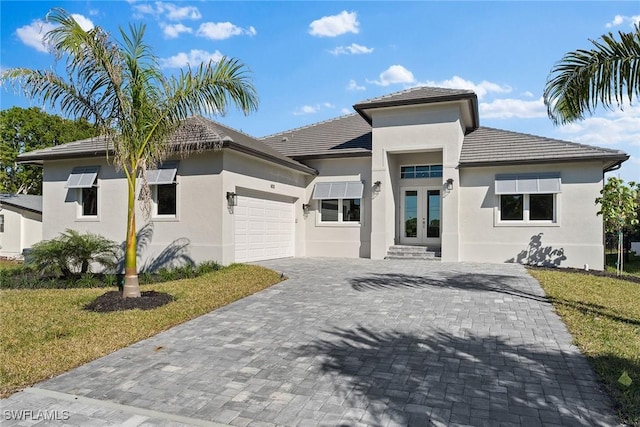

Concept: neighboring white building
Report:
left=0, top=194, right=43, bottom=258
left=18, top=88, right=628, bottom=270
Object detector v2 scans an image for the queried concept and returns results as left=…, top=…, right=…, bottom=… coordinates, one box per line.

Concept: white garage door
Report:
left=234, top=194, right=295, bottom=262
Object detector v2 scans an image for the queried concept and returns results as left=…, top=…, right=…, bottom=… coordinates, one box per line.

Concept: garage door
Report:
left=234, top=194, right=295, bottom=262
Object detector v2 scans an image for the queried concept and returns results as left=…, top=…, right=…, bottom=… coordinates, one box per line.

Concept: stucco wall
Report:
left=302, top=157, right=372, bottom=258
left=369, top=103, right=464, bottom=260
left=459, top=162, right=605, bottom=269
left=41, top=150, right=309, bottom=269
left=0, top=206, right=42, bottom=258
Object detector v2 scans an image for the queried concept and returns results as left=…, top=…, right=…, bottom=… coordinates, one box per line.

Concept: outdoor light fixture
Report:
left=226, top=192, right=237, bottom=207
left=446, top=178, right=454, bottom=191
left=373, top=180, right=382, bottom=192
left=302, top=203, right=310, bottom=215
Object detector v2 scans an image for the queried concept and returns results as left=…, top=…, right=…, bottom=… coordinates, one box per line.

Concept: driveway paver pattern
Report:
left=1, top=259, right=618, bottom=426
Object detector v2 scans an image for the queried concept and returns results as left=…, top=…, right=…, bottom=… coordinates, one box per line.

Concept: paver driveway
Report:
left=2, top=259, right=617, bottom=426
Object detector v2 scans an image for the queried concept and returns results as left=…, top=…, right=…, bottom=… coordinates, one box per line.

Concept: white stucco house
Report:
left=0, top=194, right=43, bottom=258
left=17, top=87, right=628, bottom=270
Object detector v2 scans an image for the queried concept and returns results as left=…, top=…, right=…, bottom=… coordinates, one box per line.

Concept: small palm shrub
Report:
left=28, top=229, right=118, bottom=278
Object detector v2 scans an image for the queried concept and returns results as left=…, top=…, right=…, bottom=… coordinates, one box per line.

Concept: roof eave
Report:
left=290, top=151, right=372, bottom=161
left=458, top=154, right=630, bottom=169
left=0, top=201, right=43, bottom=215
left=354, top=93, right=479, bottom=129
left=223, top=141, right=318, bottom=175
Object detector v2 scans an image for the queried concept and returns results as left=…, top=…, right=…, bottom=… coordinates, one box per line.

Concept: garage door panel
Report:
left=235, top=194, right=294, bottom=262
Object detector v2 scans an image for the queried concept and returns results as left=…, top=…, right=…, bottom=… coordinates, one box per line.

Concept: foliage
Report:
left=0, top=107, right=97, bottom=194
left=530, top=269, right=640, bottom=426
left=27, top=229, right=118, bottom=278
left=544, top=24, right=640, bottom=125
left=606, top=252, right=640, bottom=277
left=0, top=264, right=282, bottom=397
left=1, top=8, right=258, bottom=298
left=596, top=178, right=639, bottom=275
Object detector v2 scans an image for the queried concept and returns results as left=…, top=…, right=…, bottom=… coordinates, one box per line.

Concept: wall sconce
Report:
left=226, top=192, right=237, bottom=207
left=302, top=203, right=310, bottom=215
left=373, top=180, right=382, bottom=193
left=446, top=178, right=454, bottom=191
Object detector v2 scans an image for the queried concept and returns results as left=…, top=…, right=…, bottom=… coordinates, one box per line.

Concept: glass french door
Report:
left=400, top=187, right=441, bottom=245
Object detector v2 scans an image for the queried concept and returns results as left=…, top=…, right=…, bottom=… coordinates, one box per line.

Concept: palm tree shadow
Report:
left=295, top=326, right=618, bottom=426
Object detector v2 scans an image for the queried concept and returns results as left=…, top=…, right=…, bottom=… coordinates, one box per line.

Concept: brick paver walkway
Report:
left=1, top=259, right=618, bottom=426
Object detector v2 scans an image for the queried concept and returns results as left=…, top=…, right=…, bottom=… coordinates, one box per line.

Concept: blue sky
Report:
left=1, top=1, right=639, bottom=182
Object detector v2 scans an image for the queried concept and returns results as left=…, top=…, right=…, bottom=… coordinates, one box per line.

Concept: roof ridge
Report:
left=259, top=113, right=360, bottom=140
left=188, top=115, right=260, bottom=140
left=476, top=126, right=626, bottom=154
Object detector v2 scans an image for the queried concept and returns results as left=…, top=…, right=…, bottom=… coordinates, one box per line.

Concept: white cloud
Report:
left=347, top=79, right=366, bottom=91
left=161, top=23, right=192, bottom=38
left=480, top=97, right=547, bottom=119
left=309, top=11, right=359, bottom=37
left=133, top=2, right=201, bottom=21
left=556, top=104, right=640, bottom=147
left=605, top=14, right=640, bottom=28
left=522, top=91, right=534, bottom=98
left=422, top=76, right=511, bottom=100
left=341, top=108, right=352, bottom=115
left=89, top=9, right=99, bottom=16
left=329, top=43, right=373, bottom=55
left=293, top=102, right=335, bottom=115
left=15, top=14, right=94, bottom=53
left=159, top=49, right=223, bottom=68
left=196, top=22, right=256, bottom=40
left=368, top=65, right=415, bottom=86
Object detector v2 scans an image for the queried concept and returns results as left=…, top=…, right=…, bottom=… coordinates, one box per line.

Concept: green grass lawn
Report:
left=0, top=259, right=22, bottom=271
left=0, top=264, right=282, bottom=397
left=529, top=268, right=640, bottom=426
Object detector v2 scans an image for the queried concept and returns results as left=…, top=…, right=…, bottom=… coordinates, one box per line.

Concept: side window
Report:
left=65, top=166, right=100, bottom=219
left=81, top=187, right=98, bottom=217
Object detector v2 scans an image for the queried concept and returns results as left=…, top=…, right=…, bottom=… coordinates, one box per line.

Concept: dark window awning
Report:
left=495, top=173, right=561, bottom=194
left=65, top=166, right=100, bottom=188
left=146, top=161, right=179, bottom=185
left=312, top=181, right=364, bottom=199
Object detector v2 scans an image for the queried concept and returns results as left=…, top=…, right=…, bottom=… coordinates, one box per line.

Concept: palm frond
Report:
left=544, top=24, right=640, bottom=125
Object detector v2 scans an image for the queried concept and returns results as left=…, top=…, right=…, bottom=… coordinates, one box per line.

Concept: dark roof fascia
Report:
left=223, top=141, right=318, bottom=175
left=289, top=151, right=372, bottom=161
left=354, top=92, right=479, bottom=127
left=0, top=200, right=42, bottom=214
left=458, top=153, right=630, bottom=169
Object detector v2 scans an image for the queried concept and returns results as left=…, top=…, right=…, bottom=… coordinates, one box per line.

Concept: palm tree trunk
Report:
left=122, top=173, right=141, bottom=298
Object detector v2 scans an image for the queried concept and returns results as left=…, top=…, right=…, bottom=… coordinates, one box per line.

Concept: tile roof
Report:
left=460, top=127, right=628, bottom=167
left=0, top=194, right=43, bottom=214
left=17, top=117, right=316, bottom=175
left=260, top=114, right=372, bottom=159
left=354, top=86, right=476, bottom=109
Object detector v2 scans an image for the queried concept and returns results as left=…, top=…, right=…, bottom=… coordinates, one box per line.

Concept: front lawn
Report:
left=606, top=252, right=640, bottom=278
left=0, top=264, right=282, bottom=397
left=529, top=269, right=640, bottom=426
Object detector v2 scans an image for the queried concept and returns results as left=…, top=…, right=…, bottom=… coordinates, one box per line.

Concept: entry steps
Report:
left=386, top=245, right=441, bottom=260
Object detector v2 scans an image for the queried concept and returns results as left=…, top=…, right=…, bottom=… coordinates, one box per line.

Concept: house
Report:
left=17, top=87, right=628, bottom=270
left=0, top=194, right=43, bottom=258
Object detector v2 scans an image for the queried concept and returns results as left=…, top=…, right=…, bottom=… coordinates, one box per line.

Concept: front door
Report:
left=400, top=187, right=441, bottom=245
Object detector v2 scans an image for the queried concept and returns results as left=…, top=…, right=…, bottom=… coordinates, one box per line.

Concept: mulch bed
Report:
left=527, top=265, right=640, bottom=285
left=85, top=290, right=174, bottom=312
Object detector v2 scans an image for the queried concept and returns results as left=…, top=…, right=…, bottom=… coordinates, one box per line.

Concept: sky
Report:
left=1, top=1, right=639, bottom=183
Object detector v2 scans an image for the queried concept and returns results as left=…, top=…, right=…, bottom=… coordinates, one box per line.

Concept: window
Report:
left=147, top=161, right=179, bottom=218
left=0, top=214, right=4, bottom=233
left=66, top=166, right=100, bottom=218
left=499, top=194, right=557, bottom=222
left=312, top=181, right=363, bottom=224
left=401, top=165, right=443, bottom=179
left=81, top=187, right=98, bottom=217
left=319, top=198, right=360, bottom=223
left=496, top=173, right=560, bottom=224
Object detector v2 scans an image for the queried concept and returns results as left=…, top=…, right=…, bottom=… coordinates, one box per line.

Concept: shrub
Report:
left=28, top=229, right=118, bottom=278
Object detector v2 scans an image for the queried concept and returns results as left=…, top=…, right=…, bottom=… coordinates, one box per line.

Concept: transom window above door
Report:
left=401, top=165, right=443, bottom=179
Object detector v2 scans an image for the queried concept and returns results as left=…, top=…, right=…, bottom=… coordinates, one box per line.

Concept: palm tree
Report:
left=544, top=24, right=640, bottom=124
left=2, top=9, right=258, bottom=297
